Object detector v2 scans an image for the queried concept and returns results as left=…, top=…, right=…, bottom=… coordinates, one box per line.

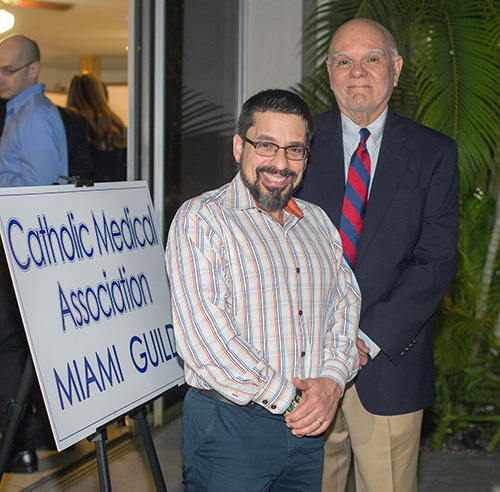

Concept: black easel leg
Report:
left=90, top=430, right=112, bottom=492
left=0, top=355, right=35, bottom=483
left=131, top=407, right=168, bottom=492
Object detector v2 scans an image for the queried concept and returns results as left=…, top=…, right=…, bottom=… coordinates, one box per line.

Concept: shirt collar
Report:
left=6, top=83, right=45, bottom=115
left=284, top=196, right=303, bottom=219
left=341, top=106, right=388, bottom=147
left=223, top=172, right=303, bottom=219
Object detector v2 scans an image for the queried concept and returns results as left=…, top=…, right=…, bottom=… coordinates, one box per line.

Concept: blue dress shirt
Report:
left=0, top=83, right=68, bottom=187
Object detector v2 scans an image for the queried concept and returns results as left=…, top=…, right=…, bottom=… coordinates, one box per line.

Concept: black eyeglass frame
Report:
left=239, top=134, right=309, bottom=161
left=0, top=60, right=36, bottom=77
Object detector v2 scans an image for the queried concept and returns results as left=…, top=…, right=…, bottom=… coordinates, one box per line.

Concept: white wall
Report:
left=239, top=0, right=304, bottom=102
left=40, top=55, right=128, bottom=92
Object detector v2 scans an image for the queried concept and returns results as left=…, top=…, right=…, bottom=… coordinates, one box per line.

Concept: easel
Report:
left=0, top=355, right=35, bottom=482
left=0, top=355, right=169, bottom=491
left=0, top=177, right=170, bottom=491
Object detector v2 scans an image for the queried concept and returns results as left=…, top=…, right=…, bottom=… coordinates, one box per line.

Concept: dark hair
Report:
left=237, top=89, right=314, bottom=146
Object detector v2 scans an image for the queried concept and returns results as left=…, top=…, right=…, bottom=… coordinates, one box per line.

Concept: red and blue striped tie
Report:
left=340, top=128, right=371, bottom=269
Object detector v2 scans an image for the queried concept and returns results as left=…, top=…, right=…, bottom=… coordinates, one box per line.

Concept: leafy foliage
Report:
left=434, top=189, right=497, bottom=369
left=431, top=187, right=500, bottom=451
left=411, top=2, right=500, bottom=187
left=431, top=345, right=500, bottom=452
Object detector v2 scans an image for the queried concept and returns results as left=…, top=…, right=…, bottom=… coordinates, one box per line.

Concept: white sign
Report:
left=0, top=182, right=184, bottom=451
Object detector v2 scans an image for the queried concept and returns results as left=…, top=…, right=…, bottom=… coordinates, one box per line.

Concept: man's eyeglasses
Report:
left=0, top=61, right=35, bottom=78
left=240, top=134, right=309, bottom=161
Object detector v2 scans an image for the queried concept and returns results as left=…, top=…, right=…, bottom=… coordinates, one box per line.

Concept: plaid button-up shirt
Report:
left=166, top=173, right=360, bottom=414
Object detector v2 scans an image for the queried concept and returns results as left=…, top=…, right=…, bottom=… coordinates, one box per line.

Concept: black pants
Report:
left=0, top=253, right=35, bottom=453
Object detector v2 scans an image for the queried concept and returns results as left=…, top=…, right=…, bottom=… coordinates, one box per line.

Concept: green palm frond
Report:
left=433, top=188, right=499, bottom=373
left=411, top=1, right=500, bottom=188
left=433, top=308, right=495, bottom=373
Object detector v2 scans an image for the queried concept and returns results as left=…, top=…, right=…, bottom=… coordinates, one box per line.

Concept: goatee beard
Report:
left=241, top=166, right=299, bottom=212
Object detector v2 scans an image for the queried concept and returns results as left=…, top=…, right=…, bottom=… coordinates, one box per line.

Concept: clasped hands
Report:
left=285, top=338, right=369, bottom=437
left=284, top=376, right=342, bottom=438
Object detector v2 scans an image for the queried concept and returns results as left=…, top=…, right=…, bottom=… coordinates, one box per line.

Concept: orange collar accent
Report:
left=251, top=195, right=303, bottom=219
left=284, top=197, right=303, bottom=218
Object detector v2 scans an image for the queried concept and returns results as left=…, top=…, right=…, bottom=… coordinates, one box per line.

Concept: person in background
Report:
left=0, top=34, right=67, bottom=186
left=0, top=97, right=6, bottom=134
left=57, top=105, right=93, bottom=183
left=166, top=89, right=360, bottom=491
left=0, top=33, right=68, bottom=473
left=67, top=70, right=127, bottom=182
left=296, top=18, right=459, bottom=492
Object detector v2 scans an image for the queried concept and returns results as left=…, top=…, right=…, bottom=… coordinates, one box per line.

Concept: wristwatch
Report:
left=285, top=388, right=302, bottom=414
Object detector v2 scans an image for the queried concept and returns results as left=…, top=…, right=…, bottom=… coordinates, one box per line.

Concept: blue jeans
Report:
left=182, top=387, right=324, bottom=492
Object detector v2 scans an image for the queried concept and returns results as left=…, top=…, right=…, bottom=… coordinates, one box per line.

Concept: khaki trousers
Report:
left=322, top=383, right=423, bottom=492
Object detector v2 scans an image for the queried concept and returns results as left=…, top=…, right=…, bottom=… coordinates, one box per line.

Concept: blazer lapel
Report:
left=313, top=109, right=345, bottom=228
left=356, top=108, right=412, bottom=265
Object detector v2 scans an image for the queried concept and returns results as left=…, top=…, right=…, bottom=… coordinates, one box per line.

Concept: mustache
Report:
left=256, top=166, right=297, bottom=180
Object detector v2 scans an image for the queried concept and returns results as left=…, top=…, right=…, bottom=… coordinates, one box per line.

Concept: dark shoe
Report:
left=6, top=449, right=38, bottom=473
left=35, top=435, right=57, bottom=451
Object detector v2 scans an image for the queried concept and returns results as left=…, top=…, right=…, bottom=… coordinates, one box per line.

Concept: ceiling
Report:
left=1, top=0, right=128, bottom=66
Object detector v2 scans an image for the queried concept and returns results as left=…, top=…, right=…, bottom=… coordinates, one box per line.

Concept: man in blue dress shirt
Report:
left=0, top=34, right=68, bottom=473
left=0, top=33, right=67, bottom=186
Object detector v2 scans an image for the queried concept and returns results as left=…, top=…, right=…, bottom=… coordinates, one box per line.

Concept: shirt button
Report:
left=262, top=400, right=268, bottom=404
left=301, top=351, right=306, bottom=357
left=298, top=310, right=303, bottom=316
left=296, top=267, right=300, bottom=273
left=271, top=405, right=276, bottom=410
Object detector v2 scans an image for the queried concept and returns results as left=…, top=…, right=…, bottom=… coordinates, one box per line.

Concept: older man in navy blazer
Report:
left=296, top=18, right=459, bottom=492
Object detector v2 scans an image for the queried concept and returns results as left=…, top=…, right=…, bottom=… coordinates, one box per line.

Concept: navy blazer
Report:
left=296, top=107, right=459, bottom=415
